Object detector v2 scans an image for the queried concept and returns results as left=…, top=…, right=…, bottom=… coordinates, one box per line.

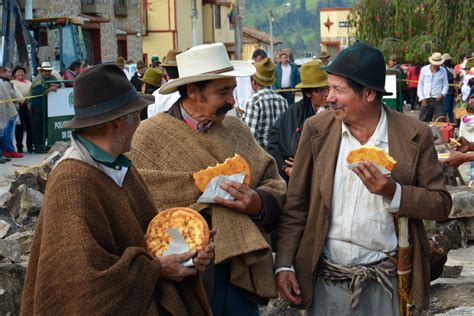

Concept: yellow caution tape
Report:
left=0, top=94, right=45, bottom=104
left=401, top=79, right=461, bottom=87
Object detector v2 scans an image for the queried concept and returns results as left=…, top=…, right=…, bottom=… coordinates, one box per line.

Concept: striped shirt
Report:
left=242, top=87, right=288, bottom=148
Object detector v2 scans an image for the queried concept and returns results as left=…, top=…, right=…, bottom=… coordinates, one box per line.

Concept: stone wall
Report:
left=34, top=0, right=143, bottom=64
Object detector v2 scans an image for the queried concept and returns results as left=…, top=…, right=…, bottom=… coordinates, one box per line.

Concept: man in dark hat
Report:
left=275, top=41, right=451, bottom=315
left=21, top=64, right=215, bottom=315
left=130, top=60, right=147, bottom=91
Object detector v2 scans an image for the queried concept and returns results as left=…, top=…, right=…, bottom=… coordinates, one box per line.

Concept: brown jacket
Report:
left=275, top=106, right=452, bottom=311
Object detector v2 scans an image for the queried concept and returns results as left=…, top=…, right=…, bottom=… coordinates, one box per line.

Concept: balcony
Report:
left=81, top=0, right=108, bottom=15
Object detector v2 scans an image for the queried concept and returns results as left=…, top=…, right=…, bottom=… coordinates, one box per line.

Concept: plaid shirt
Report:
left=242, top=88, right=288, bottom=148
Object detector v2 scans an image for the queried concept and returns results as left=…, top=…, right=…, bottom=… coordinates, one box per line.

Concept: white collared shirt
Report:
left=417, top=65, right=448, bottom=101
left=281, top=63, right=292, bottom=88
left=323, top=106, right=401, bottom=266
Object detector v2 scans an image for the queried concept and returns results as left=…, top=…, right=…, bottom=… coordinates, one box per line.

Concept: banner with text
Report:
left=47, top=88, right=74, bottom=144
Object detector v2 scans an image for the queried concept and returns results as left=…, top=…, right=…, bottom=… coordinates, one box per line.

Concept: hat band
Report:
left=203, top=66, right=235, bottom=74
left=254, top=71, right=274, bottom=83
left=74, top=88, right=139, bottom=118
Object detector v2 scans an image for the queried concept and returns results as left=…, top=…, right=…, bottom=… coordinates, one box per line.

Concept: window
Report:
left=214, top=5, right=221, bottom=29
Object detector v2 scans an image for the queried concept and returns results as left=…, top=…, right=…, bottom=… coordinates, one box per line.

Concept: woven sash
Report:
left=318, top=257, right=397, bottom=311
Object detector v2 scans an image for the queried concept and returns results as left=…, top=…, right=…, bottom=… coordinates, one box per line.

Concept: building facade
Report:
left=142, top=0, right=235, bottom=64
left=319, top=7, right=352, bottom=59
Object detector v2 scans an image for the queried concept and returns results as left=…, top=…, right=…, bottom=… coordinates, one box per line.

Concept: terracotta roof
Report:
left=242, top=27, right=282, bottom=45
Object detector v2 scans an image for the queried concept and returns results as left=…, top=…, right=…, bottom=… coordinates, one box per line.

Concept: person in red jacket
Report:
left=407, top=63, right=421, bottom=111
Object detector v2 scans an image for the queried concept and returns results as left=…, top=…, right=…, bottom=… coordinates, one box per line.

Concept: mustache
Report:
left=216, top=103, right=234, bottom=116
left=329, top=103, right=343, bottom=110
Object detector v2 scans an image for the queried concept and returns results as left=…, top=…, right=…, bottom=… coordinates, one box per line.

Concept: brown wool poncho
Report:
left=21, top=160, right=211, bottom=315
left=131, top=113, right=287, bottom=301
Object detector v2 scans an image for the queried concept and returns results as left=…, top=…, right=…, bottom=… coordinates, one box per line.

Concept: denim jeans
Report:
left=444, top=94, right=455, bottom=123
left=210, top=264, right=259, bottom=316
left=1, top=114, right=17, bottom=153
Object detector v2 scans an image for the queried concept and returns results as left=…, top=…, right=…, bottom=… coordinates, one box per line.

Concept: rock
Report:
left=435, top=306, right=474, bottom=315
left=460, top=217, right=474, bottom=242
left=0, top=211, right=19, bottom=239
left=5, top=231, right=34, bottom=256
left=0, top=240, right=20, bottom=263
left=447, top=185, right=474, bottom=218
left=15, top=151, right=62, bottom=181
left=6, top=185, right=43, bottom=226
left=9, top=173, right=46, bottom=195
left=260, top=297, right=302, bottom=316
left=48, top=141, right=70, bottom=156
left=423, top=220, right=438, bottom=237
left=429, top=283, right=474, bottom=314
left=0, top=263, right=26, bottom=315
left=0, top=220, right=11, bottom=239
left=440, top=265, right=463, bottom=278
left=429, top=220, right=461, bottom=281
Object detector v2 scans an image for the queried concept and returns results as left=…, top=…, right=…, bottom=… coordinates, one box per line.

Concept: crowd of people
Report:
left=14, top=40, right=463, bottom=316
left=388, top=51, right=474, bottom=123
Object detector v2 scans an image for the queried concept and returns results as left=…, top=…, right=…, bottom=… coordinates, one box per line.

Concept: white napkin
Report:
left=163, top=228, right=194, bottom=267
left=347, top=162, right=391, bottom=176
left=197, top=172, right=246, bottom=203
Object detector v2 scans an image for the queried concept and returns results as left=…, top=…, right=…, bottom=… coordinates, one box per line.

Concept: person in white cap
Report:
left=131, top=43, right=286, bottom=316
left=30, top=61, right=61, bottom=152
left=417, top=52, right=448, bottom=122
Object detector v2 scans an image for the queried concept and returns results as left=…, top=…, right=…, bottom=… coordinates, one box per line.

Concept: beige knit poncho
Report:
left=131, top=113, right=286, bottom=300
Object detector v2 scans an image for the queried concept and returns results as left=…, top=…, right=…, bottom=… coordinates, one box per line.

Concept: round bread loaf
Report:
left=146, top=207, right=210, bottom=257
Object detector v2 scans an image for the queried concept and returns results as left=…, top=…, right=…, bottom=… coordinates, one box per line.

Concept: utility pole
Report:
left=191, top=0, right=198, bottom=47
left=234, top=0, right=242, bottom=59
left=269, top=10, right=273, bottom=61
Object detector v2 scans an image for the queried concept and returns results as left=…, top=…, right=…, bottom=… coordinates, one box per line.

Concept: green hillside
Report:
left=243, top=0, right=356, bottom=57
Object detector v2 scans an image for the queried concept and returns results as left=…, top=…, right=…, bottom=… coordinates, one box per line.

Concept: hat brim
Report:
left=159, top=60, right=256, bottom=94
left=38, top=67, right=54, bottom=71
left=253, top=76, right=276, bottom=87
left=296, top=79, right=328, bottom=89
left=161, top=63, right=177, bottom=67
left=65, top=94, right=155, bottom=129
left=139, top=77, right=161, bottom=87
left=429, top=57, right=445, bottom=66
left=321, top=65, right=393, bottom=96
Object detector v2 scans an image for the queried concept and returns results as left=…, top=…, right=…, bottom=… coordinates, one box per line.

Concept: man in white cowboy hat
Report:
left=242, top=57, right=288, bottom=149
left=22, top=63, right=215, bottom=314
left=131, top=42, right=286, bottom=316
left=30, top=61, right=61, bottom=152
left=267, top=59, right=329, bottom=182
left=147, top=49, right=182, bottom=117
left=417, top=52, right=449, bottom=122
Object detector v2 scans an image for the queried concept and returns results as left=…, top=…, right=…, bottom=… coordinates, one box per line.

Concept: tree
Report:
left=348, top=0, right=474, bottom=62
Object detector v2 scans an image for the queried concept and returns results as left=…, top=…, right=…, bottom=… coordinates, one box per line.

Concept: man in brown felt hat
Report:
left=131, top=43, right=286, bottom=316
left=21, top=64, right=215, bottom=315
left=242, top=57, right=288, bottom=149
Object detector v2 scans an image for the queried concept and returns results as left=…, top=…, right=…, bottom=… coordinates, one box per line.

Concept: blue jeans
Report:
left=1, top=115, right=17, bottom=154
left=210, top=264, right=259, bottom=316
left=444, top=94, right=455, bottom=123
